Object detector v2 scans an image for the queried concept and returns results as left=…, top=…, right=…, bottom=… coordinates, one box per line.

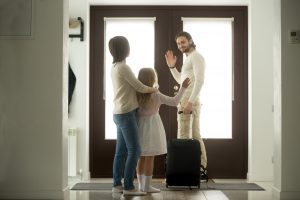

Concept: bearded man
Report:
left=165, top=31, right=208, bottom=180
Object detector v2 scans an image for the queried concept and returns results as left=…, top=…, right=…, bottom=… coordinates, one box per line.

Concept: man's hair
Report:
left=175, top=31, right=196, bottom=48
left=108, top=36, right=130, bottom=63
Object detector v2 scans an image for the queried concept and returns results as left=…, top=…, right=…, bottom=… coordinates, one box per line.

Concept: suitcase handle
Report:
left=178, top=111, right=192, bottom=114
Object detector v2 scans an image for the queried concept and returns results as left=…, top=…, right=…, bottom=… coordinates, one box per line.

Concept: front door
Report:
left=90, top=6, right=248, bottom=178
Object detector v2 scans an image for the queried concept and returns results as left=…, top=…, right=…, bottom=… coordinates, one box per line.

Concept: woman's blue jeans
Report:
left=113, top=109, right=141, bottom=190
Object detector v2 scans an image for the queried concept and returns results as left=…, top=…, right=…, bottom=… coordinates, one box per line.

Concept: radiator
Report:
left=68, top=128, right=77, bottom=177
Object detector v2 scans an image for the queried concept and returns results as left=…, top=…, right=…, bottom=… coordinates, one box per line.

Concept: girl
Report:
left=109, top=36, right=157, bottom=196
left=136, top=68, right=190, bottom=193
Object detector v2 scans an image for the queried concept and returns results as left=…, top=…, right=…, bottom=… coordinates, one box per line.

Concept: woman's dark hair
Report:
left=108, top=36, right=130, bottom=63
left=175, top=31, right=196, bottom=48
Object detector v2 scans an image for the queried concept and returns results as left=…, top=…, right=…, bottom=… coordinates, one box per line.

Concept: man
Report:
left=165, top=31, right=208, bottom=180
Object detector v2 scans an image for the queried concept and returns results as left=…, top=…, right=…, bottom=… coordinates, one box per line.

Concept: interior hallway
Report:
left=1, top=0, right=300, bottom=199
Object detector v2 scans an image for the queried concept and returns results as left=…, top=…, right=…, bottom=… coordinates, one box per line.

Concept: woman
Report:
left=109, top=36, right=157, bottom=196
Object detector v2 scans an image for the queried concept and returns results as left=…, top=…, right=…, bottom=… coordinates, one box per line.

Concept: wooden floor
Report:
left=66, top=178, right=274, bottom=200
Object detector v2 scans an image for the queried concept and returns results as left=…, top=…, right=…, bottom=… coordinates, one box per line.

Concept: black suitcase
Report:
left=166, top=139, right=201, bottom=189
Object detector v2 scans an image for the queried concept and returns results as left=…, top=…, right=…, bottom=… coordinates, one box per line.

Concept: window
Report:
left=104, top=18, right=155, bottom=139
left=183, top=18, right=233, bottom=138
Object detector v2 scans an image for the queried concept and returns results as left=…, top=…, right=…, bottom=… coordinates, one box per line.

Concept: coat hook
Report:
left=69, top=17, right=84, bottom=41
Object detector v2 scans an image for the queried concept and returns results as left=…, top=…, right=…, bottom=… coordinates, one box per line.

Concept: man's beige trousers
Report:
left=177, top=99, right=207, bottom=168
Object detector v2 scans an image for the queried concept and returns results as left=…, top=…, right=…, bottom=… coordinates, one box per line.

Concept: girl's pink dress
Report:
left=137, top=87, right=185, bottom=156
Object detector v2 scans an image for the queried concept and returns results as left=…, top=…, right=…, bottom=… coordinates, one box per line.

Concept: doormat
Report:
left=71, top=182, right=265, bottom=191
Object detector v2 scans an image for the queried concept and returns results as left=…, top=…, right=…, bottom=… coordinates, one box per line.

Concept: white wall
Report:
left=248, top=0, right=274, bottom=181
left=68, top=0, right=89, bottom=180
left=0, top=0, right=68, bottom=199
left=273, top=0, right=300, bottom=199
left=273, top=0, right=282, bottom=193
left=68, top=0, right=275, bottom=183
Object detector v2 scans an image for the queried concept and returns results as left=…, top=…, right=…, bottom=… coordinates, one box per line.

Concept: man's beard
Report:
left=180, top=44, right=192, bottom=53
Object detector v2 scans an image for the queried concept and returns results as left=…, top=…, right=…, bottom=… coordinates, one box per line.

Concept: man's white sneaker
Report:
left=123, top=189, right=146, bottom=196
left=112, top=185, right=123, bottom=193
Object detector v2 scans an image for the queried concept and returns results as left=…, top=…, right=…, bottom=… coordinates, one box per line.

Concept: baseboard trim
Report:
left=0, top=189, right=64, bottom=199
left=85, top=171, right=91, bottom=180
left=272, top=186, right=300, bottom=200
left=272, top=186, right=281, bottom=199
left=247, top=172, right=273, bottom=182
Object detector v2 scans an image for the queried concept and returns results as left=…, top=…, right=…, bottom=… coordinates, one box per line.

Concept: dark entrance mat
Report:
left=71, top=182, right=265, bottom=191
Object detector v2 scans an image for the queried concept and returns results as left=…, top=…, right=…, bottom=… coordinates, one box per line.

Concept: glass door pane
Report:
left=183, top=18, right=233, bottom=138
left=104, top=18, right=155, bottom=139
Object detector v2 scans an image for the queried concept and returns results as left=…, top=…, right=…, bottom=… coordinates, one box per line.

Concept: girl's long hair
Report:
left=136, top=68, right=156, bottom=108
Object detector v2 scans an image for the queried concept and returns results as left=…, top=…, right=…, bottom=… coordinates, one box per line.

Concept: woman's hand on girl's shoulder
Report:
left=149, top=87, right=158, bottom=93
